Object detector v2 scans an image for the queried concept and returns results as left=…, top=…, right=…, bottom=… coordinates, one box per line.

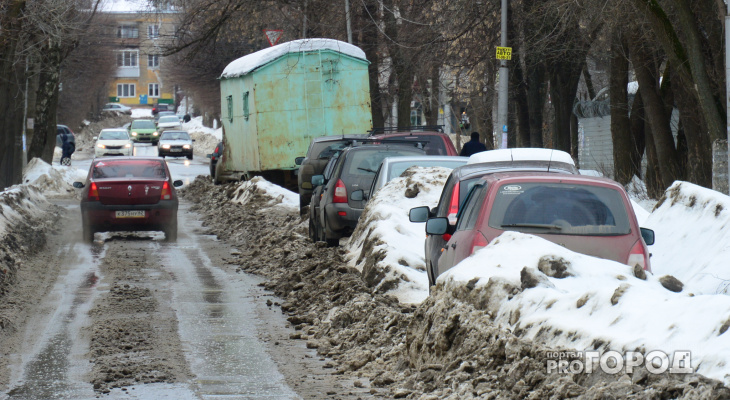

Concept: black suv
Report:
left=311, top=143, right=426, bottom=246
left=295, top=134, right=368, bottom=213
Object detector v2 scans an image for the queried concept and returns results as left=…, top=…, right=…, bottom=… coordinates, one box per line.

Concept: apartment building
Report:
left=104, top=4, right=178, bottom=107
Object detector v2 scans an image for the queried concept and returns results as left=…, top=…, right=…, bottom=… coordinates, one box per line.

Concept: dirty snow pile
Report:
left=0, top=185, right=50, bottom=237
left=345, top=166, right=451, bottom=304
left=182, top=116, right=221, bottom=141
left=229, top=177, right=299, bottom=210
left=23, top=158, right=86, bottom=196
left=644, top=181, right=730, bottom=295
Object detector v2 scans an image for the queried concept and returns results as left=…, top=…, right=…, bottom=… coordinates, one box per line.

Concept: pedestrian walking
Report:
left=459, top=131, right=487, bottom=157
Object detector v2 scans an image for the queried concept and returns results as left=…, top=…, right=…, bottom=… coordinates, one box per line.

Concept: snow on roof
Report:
left=220, top=38, right=368, bottom=79
left=98, top=0, right=177, bottom=13
left=467, top=148, right=575, bottom=166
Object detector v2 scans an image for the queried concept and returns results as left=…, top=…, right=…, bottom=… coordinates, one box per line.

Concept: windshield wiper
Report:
left=501, top=223, right=563, bottom=230
left=358, top=167, right=377, bottom=173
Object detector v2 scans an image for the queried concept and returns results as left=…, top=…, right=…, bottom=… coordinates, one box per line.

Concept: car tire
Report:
left=323, top=219, right=339, bottom=247
left=187, top=154, right=193, bottom=160
left=164, top=219, right=178, bottom=242
left=82, top=223, right=94, bottom=243
left=308, top=217, right=317, bottom=242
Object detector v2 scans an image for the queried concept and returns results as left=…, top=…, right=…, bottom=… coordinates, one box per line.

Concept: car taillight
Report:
left=88, top=182, right=99, bottom=201
left=161, top=181, right=172, bottom=200
left=470, top=232, right=489, bottom=255
left=447, top=181, right=460, bottom=225
left=627, top=240, right=651, bottom=272
left=333, top=179, right=347, bottom=203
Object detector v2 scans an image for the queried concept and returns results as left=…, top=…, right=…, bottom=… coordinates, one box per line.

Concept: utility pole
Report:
left=497, top=0, right=509, bottom=149
left=345, top=0, right=353, bottom=44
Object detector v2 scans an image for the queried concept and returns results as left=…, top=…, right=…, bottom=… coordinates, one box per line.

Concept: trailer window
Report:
left=226, top=95, right=233, bottom=123
left=243, top=91, right=249, bottom=121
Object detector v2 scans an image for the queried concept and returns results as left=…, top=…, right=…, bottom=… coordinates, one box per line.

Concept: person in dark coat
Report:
left=60, top=132, right=74, bottom=165
left=459, top=132, right=487, bottom=157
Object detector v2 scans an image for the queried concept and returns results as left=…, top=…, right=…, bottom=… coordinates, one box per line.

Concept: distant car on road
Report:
left=156, top=115, right=183, bottom=132
left=94, top=129, right=133, bottom=157
left=73, top=157, right=183, bottom=242
left=207, top=141, right=224, bottom=177
left=157, top=130, right=194, bottom=160
left=128, top=119, right=159, bottom=145
left=426, top=172, right=655, bottom=281
left=56, top=124, right=76, bottom=148
left=102, top=103, right=132, bottom=115
left=155, top=110, right=176, bottom=122
left=152, top=103, right=174, bottom=115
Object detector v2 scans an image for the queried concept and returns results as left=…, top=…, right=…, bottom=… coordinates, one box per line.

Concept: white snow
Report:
left=131, top=108, right=153, bottom=119
left=23, top=158, right=87, bottom=196
left=229, top=176, right=299, bottom=210
left=0, top=184, right=50, bottom=238
left=183, top=116, right=222, bottom=141
left=221, top=39, right=367, bottom=79
left=345, top=166, right=452, bottom=304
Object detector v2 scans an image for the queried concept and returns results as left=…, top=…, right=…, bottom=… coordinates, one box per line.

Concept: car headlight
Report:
left=183, top=144, right=191, bottom=149
left=131, top=131, right=138, bottom=136
left=97, top=143, right=106, bottom=149
left=124, top=143, right=131, bottom=148
left=161, top=144, right=170, bottom=149
left=153, top=131, right=159, bottom=136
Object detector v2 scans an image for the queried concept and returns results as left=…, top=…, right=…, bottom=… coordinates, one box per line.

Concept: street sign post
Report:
left=264, top=29, right=284, bottom=46
left=496, top=46, right=512, bottom=60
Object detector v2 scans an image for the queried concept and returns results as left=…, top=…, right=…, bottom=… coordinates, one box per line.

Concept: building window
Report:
left=226, top=95, right=233, bottom=122
left=149, top=84, right=160, bottom=98
left=148, top=54, right=159, bottom=68
left=148, top=25, right=159, bottom=39
left=117, top=50, right=138, bottom=67
left=117, top=84, right=136, bottom=98
left=243, top=91, right=249, bottom=121
left=117, top=25, right=139, bottom=39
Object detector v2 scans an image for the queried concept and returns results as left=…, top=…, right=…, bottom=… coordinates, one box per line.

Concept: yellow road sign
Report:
left=496, top=46, right=512, bottom=60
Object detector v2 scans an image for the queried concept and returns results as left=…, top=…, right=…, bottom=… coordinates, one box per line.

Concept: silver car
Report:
left=352, top=156, right=469, bottom=202
left=157, top=130, right=194, bottom=160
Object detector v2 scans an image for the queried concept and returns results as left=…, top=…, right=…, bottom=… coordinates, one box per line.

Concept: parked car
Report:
left=73, top=157, right=183, bottom=242
left=425, top=172, right=654, bottom=281
left=370, top=127, right=458, bottom=156
left=157, top=130, right=194, bottom=159
left=207, top=141, right=224, bottom=177
left=128, top=119, right=159, bottom=144
left=94, top=129, right=133, bottom=157
left=156, top=115, right=183, bottom=131
left=352, top=155, right=469, bottom=203
left=308, top=152, right=341, bottom=242
left=409, top=148, right=579, bottom=287
left=312, top=143, right=426, bottom=246
left=295, top=134, right=368, bottom=213
left=56, top=125, right=76, bottom=163
left=102, top=103, right=133, bottom=115
left=152, top=103, right=174, bottom=115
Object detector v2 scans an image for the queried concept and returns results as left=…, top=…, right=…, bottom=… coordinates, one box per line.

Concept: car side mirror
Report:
left=409, top=206, right=430, bottom=223
left=173, top=180, right=184, bottom=187
left=350, top=189, right=364, bottom=201
left=295, top=156, right=305, bottom=166
left=192, top=139, right=196, bottom=142
left=206, top=154, right=212, bottom=159
left=73, top=182, right=85, bottom=189
left=425, top=217, right=449, bottom=235
left=640, top=228, right=655, bottom=246
left=311, top=175, right=324, bottom=187
left=92, top=136, right=97, bottom=141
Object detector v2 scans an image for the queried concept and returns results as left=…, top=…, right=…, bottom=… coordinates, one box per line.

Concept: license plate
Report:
left=170, top=149, right=182, bottom=152
left=115, top=210, right=145, bottom=218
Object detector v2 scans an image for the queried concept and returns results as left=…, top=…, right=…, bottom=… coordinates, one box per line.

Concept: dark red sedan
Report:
left=73, top=157, right=183, bottom=242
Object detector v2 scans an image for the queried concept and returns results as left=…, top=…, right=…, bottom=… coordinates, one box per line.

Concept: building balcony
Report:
left=116, top=66, right=140, bottom=78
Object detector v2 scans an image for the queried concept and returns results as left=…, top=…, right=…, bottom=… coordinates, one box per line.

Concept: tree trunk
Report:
left=632, top=42, right=680, bottom=189
left=527, top=63, right=545, bottom=148
left=629, top=92, right=646, bottom=179
left=29, top=44, right=63, bottom=163
left=549, top=59, right=583, bottom=155
left=423, top=66, right=440, bottom=126
left=513, top=61, right=531, bottom=147
left=358, top=0, right=384, bottom=129
left=609, top=28, right=634, bottom=184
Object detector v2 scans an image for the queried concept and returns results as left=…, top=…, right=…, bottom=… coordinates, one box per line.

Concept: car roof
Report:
left=99, top=128, right=128, bottom=132
left=479, top=171, right=626, bottom=189
left=467, top=148, right=575, bottom=166
left=160, top=130, right=188, bottom=134
left=340, top=143, right=427, bottom=154
left=381, top=155, right=468, bottom=165
left=93, top=156, right=164, bottom=162
left=311, top=134, right=369, bottom=143
left=453, top=160, right=578, bottom=180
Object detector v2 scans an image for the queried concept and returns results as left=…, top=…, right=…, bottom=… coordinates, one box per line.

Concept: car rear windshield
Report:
left=388, top=159, right=467, bottom=180
left=131, top=120, right=155, bottom=129
left=160, top=131, right=190, bottom=140
left=383, top=135, right=448, bottom=155
left=92, top=160, right=167, bottom=179
left=312, top=141, right=352, bottom=160
left=99, top=131, right=129, bottom=140
left=488, top=182, right=631, bottom=235
left=344, top=148, right=424, bottom=176
left=159, top=116, right=180, bottom=124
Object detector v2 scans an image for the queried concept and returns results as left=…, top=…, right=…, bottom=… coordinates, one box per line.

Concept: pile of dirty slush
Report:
left=182, top=176, right=730, bottom=399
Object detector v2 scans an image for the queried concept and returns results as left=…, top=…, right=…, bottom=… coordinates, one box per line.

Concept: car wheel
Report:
left=308, top=217, right=317, bottom=242
left=187, top=154, right=193, bottom=160
left=164, top=219, right=178, bottom=242
left=82, top=223, right=94, bottom=243
left=323, top=219, right=339, bottom=247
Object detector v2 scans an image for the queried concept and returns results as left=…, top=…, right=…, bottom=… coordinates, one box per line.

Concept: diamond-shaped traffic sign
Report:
left=264, top=29, right=283, bottom=46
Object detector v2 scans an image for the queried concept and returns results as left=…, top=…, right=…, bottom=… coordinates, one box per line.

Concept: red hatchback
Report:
left=426, top=172, right=655, bottom=279
left=373, top=131, right=458, bottom=156
left=74, top=157, right=183, bottom=242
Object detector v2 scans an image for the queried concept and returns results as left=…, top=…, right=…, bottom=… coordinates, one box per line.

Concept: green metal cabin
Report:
left=218, top=39, right=372, bottom=185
